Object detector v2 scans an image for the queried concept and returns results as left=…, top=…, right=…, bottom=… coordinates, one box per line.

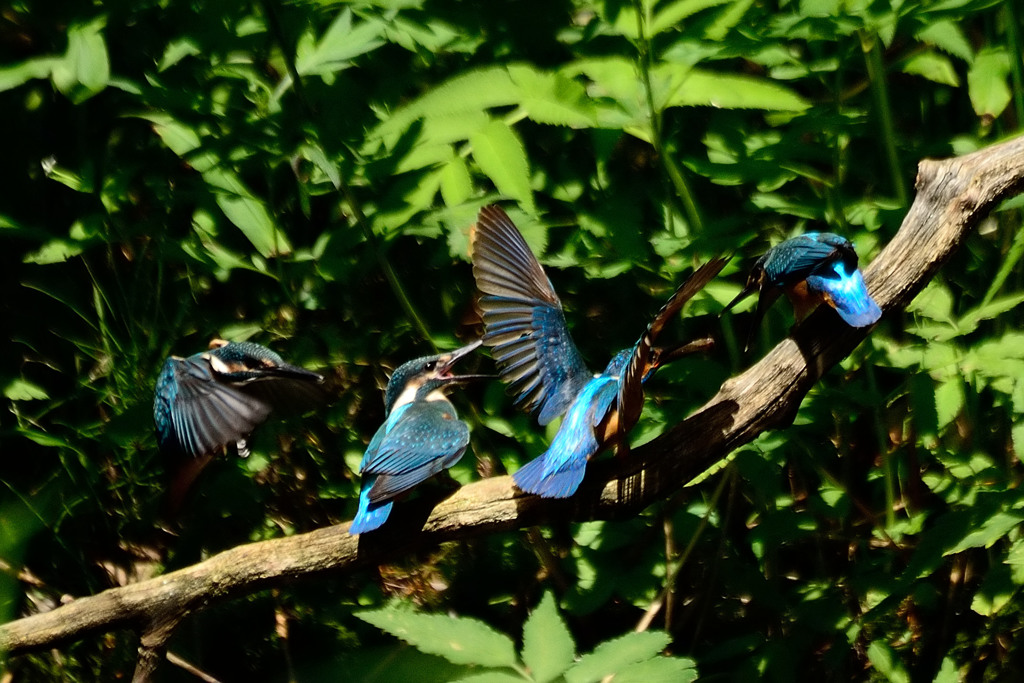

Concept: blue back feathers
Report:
left=349, top=349, right=478, bottom=535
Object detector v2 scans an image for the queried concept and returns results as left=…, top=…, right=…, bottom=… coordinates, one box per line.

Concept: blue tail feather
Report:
left=349, top=478, right=394, bottom=535
left=513, top=454, right=587, bottom=499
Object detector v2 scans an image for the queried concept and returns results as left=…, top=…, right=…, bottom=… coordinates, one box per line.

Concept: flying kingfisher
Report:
left=471, top=205, right=727, bottom=499
left=349, top=340, right=490, bottom=535
left=721, top=232, right=882, bottom=351
left=153, top=338, right=326, bottom=460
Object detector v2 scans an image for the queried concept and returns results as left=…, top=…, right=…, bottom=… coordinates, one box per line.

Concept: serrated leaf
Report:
left=356, top=607, right=518, bottom=669
left=970, top=562, right=1015, bottom=616
left=373, top=67, right=519, bottom=139
left=564, top=631, right=671, bottom=683
left=959, top=293, right=1024, bottom=333
left=509, top=65, right=597, bottom=127
left=521, top=593, right=575, bottom=683
left=915, top=20, right=973, bottom=62
left=967, top=48, right=1011, bottom=119
left=4, top=379, right=49, bottom=401
left=611, top=656, right=698, bottom=683
left=665, top=69, right=810, bottom=111
left=944, top=510, right=1024, bottom=556
left=296, top=9, right=385, bottom=76
left=455, top=673, right=525, bottom=683
left=902, top=52, right=958, bottom=87
left=470, top=120, right=534, bottom=212
left=706, top=0, right=754, bottom=40
left=649, top=0, right=732, bottom=36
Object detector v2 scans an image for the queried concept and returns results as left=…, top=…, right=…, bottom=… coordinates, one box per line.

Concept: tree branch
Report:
left=3, top=134, right=1024, bottom=668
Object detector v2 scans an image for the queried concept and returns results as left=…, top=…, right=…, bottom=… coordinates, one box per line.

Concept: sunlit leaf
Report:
left=664, top=69, right=810, bottom=111
left=866, top=641, right=910, bottom=683
left=521, top=593, right=575, bottom=683
left=4, top=379, right=49, bottom=401
left=470, top=120, right=534, bottom=212
left=902, top=52, right=959, bottom=86
left=967, top=48, right=1011, bottom=119
left=564, top=631, right=670, bottom=683
left=356, top=605, right=518, bottom=668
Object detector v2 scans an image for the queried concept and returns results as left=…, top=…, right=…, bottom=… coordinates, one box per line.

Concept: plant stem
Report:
left=859, top=30, right=909, bottom=208
left=631, top=0, right=704, bottom=233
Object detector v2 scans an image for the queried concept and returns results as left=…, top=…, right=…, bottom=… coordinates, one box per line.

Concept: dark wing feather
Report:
left=618, top=256, right=729, bottom=438
left=154, top=356, right=271, bottom=459
left=761, top=235, right=844, bottom=286
left=472, top=205, right=591, bottom=424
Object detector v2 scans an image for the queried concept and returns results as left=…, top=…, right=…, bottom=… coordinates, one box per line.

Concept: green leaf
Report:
left=970, top=562, right=1015, bottom=616
left=295, top=9, right=385, bottom=76
left=959, top=293, right=1024, bottom=333
left=146, top=115, right=290, bottom=257
left=866, top=641, right=910, bottom=683
left=521, top=593, right=575, bottom=683
left=470, top=120, right=534, bottom=212
left=967, top=48, right=1011, bottom=119
left=4, top=379, right=49, bottom=401
left=611, top=656, right=698, bottom=683
left=455, top=673, right=525, bottom=683
left=509, top=65, right=597, bottom=127
left=944, top=510, right=1024, bottom=556
left=440, top=152, right=474, bottom=207
left=51, top=18, right=109, bottom=102
left=0, top=57, right=58, bottom=92
left=902, top=52, right=959, bottom=87
left=934, top=379, right=964, bottom=430
left=932, top=657, right=959, bottom=683
left=665, top=69, right=810, bottom=111
left=915, top=20, right=973, bottom=62
left=649, top=0, right=733, bottom=36
left=356, top=606, right=518, bottom=669
left=373, top=67, right=519, bottom=139
left=564, top=631, right=670, bottom=683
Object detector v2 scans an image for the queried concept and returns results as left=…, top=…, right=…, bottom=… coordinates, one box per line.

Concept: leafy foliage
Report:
left=1, top=0, right=1024, bottom=680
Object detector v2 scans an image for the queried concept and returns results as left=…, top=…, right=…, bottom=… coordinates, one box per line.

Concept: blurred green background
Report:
left=2, top=0, right=1024, bottom=680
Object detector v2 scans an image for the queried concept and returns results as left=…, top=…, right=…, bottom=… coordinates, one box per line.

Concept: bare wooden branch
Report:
left=3, top=134, right=1024, bottom=667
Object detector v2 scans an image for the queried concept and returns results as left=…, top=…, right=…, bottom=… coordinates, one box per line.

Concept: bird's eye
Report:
left=425, top=361, right=437, bottom=371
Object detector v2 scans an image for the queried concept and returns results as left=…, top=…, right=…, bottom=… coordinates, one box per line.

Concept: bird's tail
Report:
left=513, top=455, right=586, bottom=499
left=348, top=480, right=393, bottom=535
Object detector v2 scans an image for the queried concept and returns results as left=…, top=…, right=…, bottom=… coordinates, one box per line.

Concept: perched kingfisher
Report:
left=153, top=339, right=326, bottom=460
left=471, top=205, right=727, bottom=499
left=349, top=340, right=490, bottom=535
left=721, top=232, right=882, bottom=351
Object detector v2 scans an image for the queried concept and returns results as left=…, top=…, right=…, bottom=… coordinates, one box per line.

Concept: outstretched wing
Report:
left=472, top=205, right=591, bottom=424
left=154, top=355, right=271, bottom=459
left=617, top=256, right=729, bottom=440
left=360, top=401, right=469, bottom=502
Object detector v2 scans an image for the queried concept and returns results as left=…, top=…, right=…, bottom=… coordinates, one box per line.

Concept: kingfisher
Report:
left=721, top=232, right=882, bottom=351
left=153, top=338, right=326, bottom=460
left=349, top=340, right=490, bottom=535
left=471, top=205, right=727, bottom=499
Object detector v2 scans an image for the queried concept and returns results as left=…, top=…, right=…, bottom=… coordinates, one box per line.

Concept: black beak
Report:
left=438, top=339, right=494, bottom=384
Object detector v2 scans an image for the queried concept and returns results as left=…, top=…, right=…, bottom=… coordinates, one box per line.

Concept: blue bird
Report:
left=349, top=340, right=490, bottom=535
left=154, top=338, right=326, bottom=460
left=722, top=232, right=881, bottom=351
left=471, top=205, right=727, bottom=498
